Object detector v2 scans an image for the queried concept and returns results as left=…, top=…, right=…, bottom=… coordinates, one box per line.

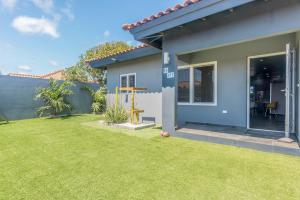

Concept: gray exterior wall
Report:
left=106, top=55, right=162, bottom=124
left=297, top=32, right=300, bottom=141
left=160, top=0, right=300, bottom=135
left=0, top=75, right=97, bottom=120
left=177, top=34, right=296, bottom=127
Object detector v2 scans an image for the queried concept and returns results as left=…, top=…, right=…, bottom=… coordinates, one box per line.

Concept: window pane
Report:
left=121, top=76, right=127, bottom=87
left=194, top=65, right=214, bottom=103
left=128, top=75, right=135, bottom=87
left=178, top=68, right=190, bottom=102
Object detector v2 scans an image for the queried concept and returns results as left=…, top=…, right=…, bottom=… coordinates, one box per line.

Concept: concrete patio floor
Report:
left=175, top=123, right=300, bottom=156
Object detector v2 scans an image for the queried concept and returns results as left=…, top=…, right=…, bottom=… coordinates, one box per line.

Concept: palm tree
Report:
left=35, top=78, right=74, bottom=117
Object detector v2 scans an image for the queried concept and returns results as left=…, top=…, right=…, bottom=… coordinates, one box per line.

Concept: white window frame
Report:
left=178, top=61, right=217, bottom=106
left=119, top=73, right=136, bottom=89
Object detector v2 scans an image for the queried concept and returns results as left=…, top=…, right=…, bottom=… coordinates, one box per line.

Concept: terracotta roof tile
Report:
left=8, top=73, right=42, bottom=79
left=40, top=70, right=64, bottom=78
left=8, top=70, right=65, bottom=80
left=86, top=44, right=149, bottom=63
left=122, top=0, right=201, bottom=30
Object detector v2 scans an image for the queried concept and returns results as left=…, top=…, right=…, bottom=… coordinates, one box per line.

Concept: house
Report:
left=88, top=0, right=300, bottom=146
left=8, top=70, right=66, bottom=80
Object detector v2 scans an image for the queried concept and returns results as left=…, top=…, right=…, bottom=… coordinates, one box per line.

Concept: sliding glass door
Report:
left=247, top=43, right=296, bottom=135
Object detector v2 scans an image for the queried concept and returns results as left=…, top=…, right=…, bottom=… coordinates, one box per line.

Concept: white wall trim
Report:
left=119, top=73, right=137, bottom=88
left=178, top=102, right=217, bottom=106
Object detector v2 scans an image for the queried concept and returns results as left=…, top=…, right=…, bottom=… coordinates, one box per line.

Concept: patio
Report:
left=176, top=123, right=300, bottom=156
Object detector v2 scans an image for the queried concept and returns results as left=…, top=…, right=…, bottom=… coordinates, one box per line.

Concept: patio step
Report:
left=175, top=129, right=300, bottom=156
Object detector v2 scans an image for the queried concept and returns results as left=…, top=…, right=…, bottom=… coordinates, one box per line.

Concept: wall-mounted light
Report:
left=163, top=52, right=170, bottom=65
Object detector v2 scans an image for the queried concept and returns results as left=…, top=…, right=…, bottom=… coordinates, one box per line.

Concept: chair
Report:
left=265, top=102, right=278, bottom=118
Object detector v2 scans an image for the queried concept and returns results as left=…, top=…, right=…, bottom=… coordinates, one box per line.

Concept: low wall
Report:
left=107, top=92, right=162, bottom=124
left=0, top=75, right=98, bottom=120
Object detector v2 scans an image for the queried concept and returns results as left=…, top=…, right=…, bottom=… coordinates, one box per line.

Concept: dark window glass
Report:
left=194, top=65, right=214, bottom=103
left=178, top=68, right=190, bottom=102
left=129, top=75, right=135, bottom=87
left=121, top=76, right=127, bottom=87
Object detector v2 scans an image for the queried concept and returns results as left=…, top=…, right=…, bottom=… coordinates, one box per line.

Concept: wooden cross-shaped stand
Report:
left=119, top=87, right=147, bottom=124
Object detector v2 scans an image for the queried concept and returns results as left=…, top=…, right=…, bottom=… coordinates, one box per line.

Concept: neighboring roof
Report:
left=87, top=44, right=161, bottom=68
left=8, top=73, right=42, bottom=79
left=8, top=70, right=65, bottom=80
left=122, top=0, right=201, bottom=31
left=40, top=70, right=64, bottom=79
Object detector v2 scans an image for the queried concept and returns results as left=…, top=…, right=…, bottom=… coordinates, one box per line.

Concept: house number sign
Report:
left=163, top=67, right=168, bottom=74
left=163, top=67, right=174, bottom=79
left=167, top=72, right=174, bottom=79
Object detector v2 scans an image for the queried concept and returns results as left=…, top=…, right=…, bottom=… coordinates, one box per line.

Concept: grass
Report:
left=0, top=115, right=300, bottom=200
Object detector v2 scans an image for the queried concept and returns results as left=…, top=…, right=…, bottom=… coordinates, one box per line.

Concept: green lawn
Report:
left=0, top=115, right=300, bottom=200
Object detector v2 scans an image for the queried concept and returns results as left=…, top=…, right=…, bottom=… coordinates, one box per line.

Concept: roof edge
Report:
left=86, top=44, right=149, bottom=63
left=88, top=45, right=161, bottom=68
left=122, top=0, right=201, bottom=31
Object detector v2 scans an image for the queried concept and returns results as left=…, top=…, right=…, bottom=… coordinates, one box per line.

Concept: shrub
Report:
left=0, top=114, right=8, bottom=124
left=81, top=86, right=106, bottom=114
left=104, top=105, right=128, bottom=124
left=35, top=78, right=73, bottom=117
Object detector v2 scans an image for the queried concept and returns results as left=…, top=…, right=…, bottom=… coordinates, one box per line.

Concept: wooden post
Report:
left=118, top=87, right=147, bottom=125
left=115, top=87, right=119, bottom=110
left=131, top=89, right=135, bottom=124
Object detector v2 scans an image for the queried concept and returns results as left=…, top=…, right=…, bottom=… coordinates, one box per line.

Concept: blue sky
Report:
left=0, top=0, right=182, bottom=75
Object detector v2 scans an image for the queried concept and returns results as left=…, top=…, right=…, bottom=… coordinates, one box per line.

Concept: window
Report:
left=121, top=76, right=127, bottom=88
left=178, top=62, right=217, bottom=106
left=120, top=73, right=136, bottom=88
left=178, top=68, right=190, bottom=102
left=194, top=65, right=214, bottom=103
left=128, top=74, right=135, bottom=87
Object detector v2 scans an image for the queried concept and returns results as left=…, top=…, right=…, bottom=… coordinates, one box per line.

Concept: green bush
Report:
left=0, top=114, right=8, bottom=124
left=35, top=78, right=73, bottom=117
left=104, top=105, right=128, bottom=124
left=81, top=86, right=106, bottom=114
left=93, top=88, right=106, bottom=113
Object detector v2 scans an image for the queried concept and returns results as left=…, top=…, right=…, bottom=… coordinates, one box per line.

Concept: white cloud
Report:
left=12, top=16, right=59, bottom=38
left=30, top=0, right=62, bottom=22
left=30, top=0, right=74, bottom=22
left=5, top=0, right=74, bottom=39
left=1, top=0, right=17, bottom=10
left=49, top=60, right=59, bottom=67
left=103, top=30, right=110, bottom=37
left=61, top=3, right=74, bottom=21
left=31, top=0, right=53, bottom=14
left=17, top=65, right=32, bottom=71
